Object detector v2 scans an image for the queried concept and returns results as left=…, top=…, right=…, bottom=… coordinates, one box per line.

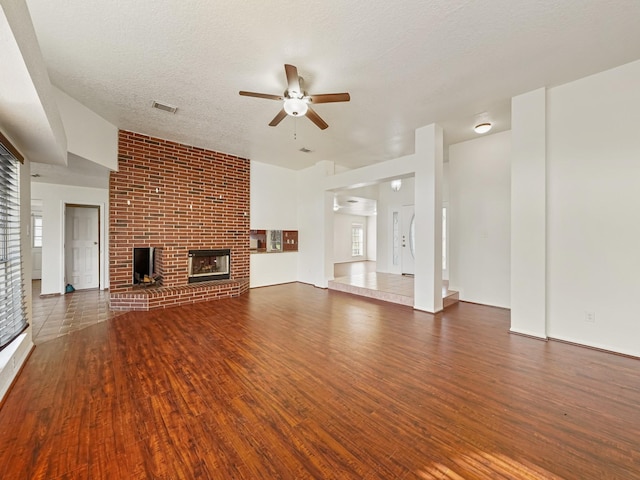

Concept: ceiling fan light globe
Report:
left=284, top=98, right=308, bottom=117
left=284, top=98, right=307, bottom=116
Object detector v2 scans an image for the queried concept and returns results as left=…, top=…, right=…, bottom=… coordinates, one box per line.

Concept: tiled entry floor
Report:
left=31, top=281, right=122, bottom=344
left=329, top=261, right=458, bottom=308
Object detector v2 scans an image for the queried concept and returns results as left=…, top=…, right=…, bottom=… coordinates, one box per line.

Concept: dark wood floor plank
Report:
left=1, top=283, right=639, bottom=478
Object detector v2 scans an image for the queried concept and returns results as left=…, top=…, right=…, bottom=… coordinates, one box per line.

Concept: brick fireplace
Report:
left=109, top=131, right=250, bottom=310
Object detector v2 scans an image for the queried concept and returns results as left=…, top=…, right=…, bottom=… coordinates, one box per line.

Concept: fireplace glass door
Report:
left=188, top=249, right=230, bottom=282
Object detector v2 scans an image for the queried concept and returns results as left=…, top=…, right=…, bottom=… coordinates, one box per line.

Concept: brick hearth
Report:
left=109, top=279, right=249, bottom=311
left=109, top=131, right=250, bottom=310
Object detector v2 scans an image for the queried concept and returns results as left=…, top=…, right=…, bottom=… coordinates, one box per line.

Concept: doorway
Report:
left=65, top=204, right=100, bottom=290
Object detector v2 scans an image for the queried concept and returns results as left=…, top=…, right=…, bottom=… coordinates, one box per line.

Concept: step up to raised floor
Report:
left=443, top=290, right=460, bottom=309
left=328, top=277, right=460, bottom=310
left=328, top=280, right=414, bottom=306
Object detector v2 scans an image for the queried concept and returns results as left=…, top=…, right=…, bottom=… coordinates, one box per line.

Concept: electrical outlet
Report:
left=585, top=311, right=596, bottom=323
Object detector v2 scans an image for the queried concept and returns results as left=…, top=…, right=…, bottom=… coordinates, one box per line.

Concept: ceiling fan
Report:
left=239, top=64, right=350, bottom=130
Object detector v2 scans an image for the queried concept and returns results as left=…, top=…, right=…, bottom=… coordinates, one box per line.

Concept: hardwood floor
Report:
left=1, top=283, right=639, bottom=479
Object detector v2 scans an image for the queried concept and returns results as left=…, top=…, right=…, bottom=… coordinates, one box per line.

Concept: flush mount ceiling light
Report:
left=474, top=122, right=492, bottom=134
left=390, top=179, right=402, bottom=192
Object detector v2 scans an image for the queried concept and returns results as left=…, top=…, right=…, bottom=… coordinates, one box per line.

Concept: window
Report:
left=32, top=215, right=42, bottom=248
left=442, top=206, right=447, bottom=270
left=0, top=143, right=27, bottom=350
left=351, top=223, right=364, bottom=257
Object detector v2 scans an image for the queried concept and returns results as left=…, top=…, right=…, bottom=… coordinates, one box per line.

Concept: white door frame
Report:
left=63, top=203, right=101, bottom=290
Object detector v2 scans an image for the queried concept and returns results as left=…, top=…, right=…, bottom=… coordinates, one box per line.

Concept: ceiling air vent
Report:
left=151, top=101, right=178, bottom=114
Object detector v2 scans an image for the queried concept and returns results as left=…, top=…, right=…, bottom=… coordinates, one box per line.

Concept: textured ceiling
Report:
left=25, top=0, right=640, bottom=170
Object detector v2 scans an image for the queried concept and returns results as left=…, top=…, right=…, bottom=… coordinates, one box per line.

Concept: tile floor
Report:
left=31, top=281, right=122, bottom=344
left=329, top=261, right=458, bottom=307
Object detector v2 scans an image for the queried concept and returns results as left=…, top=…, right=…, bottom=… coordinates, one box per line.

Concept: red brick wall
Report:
left=110, top=131, right=250, bottom=294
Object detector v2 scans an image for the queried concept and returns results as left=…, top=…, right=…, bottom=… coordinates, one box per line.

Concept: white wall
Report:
left=366, top=214, right=377, bottom=261
left=297, top=161, right=335, bottom=287
left=250, top=161, right=298, bottom=230
left=442, top=162, right=450, bottom=281
left=250, top=161, right=298, bottom=287
left=250, top=252, right=298, bottom=288
left=546, top=59, right=640, bottom=356
left=31, top=182, right=109, bottom=295
left=53, top=86, right=118, bottom=170
left=511, top=88, right=547, bottom=338
left=449, top=130, right=511, bottom=308
left=442, top=162, right=450, bottom=205
left=333, top=213, right=368, bottom=264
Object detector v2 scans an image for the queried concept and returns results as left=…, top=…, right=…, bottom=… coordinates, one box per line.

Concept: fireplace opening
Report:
left=133, top=247, right=160, bottom=286
left=188, top=249, right=231, bottom=283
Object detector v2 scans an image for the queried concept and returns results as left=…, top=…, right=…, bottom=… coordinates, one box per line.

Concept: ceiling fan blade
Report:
left=269, top=108, right=288, bottom=127
left=305, top=106, right=329, bottom=130
left=239, top=91, right=283, bottom=101
left=308, top=93, right=351, bottom=104
left=284, top=64, right=301, bottom=95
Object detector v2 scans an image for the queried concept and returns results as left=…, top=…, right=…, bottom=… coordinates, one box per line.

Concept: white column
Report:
left=297, top=160, right=334, bottom=288
left=414, top=124, right=443, bottom=313
left=511, top=88, right=547, bottom=338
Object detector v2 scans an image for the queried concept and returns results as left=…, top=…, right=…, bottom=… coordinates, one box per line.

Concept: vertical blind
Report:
left=0, top=143, right=27, bottom=350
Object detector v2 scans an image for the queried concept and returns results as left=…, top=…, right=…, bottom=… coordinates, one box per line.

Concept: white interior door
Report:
left=401, top=205, right=415, bottom=275
left=65, top=206, right=99, bottom=290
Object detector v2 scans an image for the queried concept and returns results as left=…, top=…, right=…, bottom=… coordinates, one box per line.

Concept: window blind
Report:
left=0, top=143, right=27, bottom=350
